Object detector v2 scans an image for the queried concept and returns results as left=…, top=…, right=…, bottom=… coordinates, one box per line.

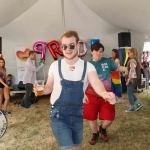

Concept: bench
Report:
left=10, top=84, right=26, bottom=96
left=10, top=90, right=26, bottom=94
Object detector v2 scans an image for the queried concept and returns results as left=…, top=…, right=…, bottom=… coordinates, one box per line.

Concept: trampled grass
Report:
left=0, top=90, right=150, bottom=150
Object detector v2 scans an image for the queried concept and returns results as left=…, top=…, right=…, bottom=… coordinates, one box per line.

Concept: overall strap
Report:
left=58, top=60, right=63, bottom=79
left=81, top=61, right=87, bottom=81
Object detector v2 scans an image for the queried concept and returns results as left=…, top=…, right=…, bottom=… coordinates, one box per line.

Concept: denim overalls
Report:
left=50, top=60, right=87, bottom=150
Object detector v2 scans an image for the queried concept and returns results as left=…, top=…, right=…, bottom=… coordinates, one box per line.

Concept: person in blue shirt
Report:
left=6, top=74, right=12, bottom=87
left=83, top=42, right=128, bottom=145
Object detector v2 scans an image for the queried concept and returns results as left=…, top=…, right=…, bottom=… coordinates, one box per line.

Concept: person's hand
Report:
left=33, top=84, right=38, bottom=96
left=42, top=59, right=45, bottom=64
left=123, top=68, right=128, bottom=77
left=83, top=94, right=89, bottom=104
left=126, top=80, right=130, bottom=86
left=4, top=84, right=9, bottom=88
left=103, top=92, right=116, bottom=105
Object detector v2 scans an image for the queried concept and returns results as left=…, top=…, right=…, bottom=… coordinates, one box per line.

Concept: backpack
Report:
left=18, top=81, right=25, bottom=90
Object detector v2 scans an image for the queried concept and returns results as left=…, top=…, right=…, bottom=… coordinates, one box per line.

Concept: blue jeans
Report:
left=143, top=68, right=149, bottom=89
left=127, top=84, right=138, bottom=106
left=50, top=106, right=83, bottom=150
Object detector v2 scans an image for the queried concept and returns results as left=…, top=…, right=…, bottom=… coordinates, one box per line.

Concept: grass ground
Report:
left=0, top=90, right=150, bottom=150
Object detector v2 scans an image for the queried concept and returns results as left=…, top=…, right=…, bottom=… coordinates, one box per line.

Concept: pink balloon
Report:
left=78, top=40, right=87, bottom=57
left=33, top=41, right=47, bottom=60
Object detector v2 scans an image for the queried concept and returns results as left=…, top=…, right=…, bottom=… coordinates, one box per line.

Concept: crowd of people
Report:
left=34, top=31, right=143, bottom=150
left=1, top=30, right=146, bottom=150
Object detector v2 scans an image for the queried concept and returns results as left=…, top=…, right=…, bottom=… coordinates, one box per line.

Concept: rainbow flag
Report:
left=118, top=48, right=129, bottom=66
left=111, top=71, right=122, bottom=97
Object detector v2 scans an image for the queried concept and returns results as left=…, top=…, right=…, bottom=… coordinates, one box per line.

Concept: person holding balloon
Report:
left=20, top=51, right=44, bottom=109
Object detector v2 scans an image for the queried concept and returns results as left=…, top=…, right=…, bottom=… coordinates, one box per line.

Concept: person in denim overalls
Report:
left=33, top=31, right=116, bottom=150
left=50, top=60, right=86, bottom=150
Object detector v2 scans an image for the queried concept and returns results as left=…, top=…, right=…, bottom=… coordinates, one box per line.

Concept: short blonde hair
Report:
left=61, top=30, right=79, bottom=43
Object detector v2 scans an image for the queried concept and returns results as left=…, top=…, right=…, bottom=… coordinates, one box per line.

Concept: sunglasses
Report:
left=61, top=43, right=76, bottom=50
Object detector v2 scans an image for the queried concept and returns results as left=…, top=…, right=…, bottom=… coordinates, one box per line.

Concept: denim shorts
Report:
left=50, top=105, right=83, bottom=150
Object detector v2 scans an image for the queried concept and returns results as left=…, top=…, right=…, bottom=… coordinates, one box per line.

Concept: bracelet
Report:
left=101, top=91, right=107, bottom=99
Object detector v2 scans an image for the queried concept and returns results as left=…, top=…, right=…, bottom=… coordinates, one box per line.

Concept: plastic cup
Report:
left=35, top=80, right=44, bottom=96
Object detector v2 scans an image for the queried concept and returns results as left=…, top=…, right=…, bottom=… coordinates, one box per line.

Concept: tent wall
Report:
left=0, top=0, right=145, bottom=84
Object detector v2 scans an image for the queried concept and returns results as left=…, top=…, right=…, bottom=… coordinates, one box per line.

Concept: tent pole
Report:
left=61, top=0, right=66, bottom=33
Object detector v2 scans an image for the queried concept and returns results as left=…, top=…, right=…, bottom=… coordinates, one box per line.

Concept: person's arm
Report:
left=111, top=59, right=128, bottom=76
left=0, top=78, right=9, bottom=88
left=115, top=59, right=120, bottom=67
left=139, top=59, right=143, bottom=68
left=33, top=61, right=55, bottom=96
left=117, top=66, right=128, bottom=76
left=5, top=77, right=8, bottom=84
left=33, top=76, right=54, bottom=96
left=141, top=56, right=144, bottom=63
left=87, top=71, right=115, bottom=104
left=43, top=76, right=54, bottom=95
left=147, top=57, right=150, bottom=68
left=0, top=69, right=9, bottom=88
left=26, top=60, right=44, bottom=72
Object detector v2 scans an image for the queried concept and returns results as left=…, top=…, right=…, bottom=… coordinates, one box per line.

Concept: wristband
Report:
left=101, top=91, right=107, bottom=99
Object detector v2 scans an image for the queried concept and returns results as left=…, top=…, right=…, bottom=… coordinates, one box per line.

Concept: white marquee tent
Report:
left=0, top=0, right=149, bottom=84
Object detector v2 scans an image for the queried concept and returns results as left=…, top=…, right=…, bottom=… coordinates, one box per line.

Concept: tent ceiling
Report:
left=81, top=0, right=150, bottom=34
left=0, top=0, right=38, bottom=28
left=0, top=0, right=150, bottom=35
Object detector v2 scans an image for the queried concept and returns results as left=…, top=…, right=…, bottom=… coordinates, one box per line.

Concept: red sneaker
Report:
left=89, top=132, right=99, bottom=145
left=99, top=125, right=109, bottom=142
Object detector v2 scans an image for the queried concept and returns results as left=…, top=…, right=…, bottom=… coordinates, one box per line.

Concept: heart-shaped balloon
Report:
left=16, top=48, right=30, bottom=61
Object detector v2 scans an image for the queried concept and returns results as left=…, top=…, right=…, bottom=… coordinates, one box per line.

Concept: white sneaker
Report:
left=117, top=98, right=124, bottom=103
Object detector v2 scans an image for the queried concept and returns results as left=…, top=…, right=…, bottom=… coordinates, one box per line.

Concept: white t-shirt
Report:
left=48, top=58, right=96, bottom=104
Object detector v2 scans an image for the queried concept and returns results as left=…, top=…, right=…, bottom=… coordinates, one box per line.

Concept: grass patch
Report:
left=30, top=129, right=39, bottom=136
left=35, top=110, right=42, bottom=114
left=0, top=91, right=150, bottom=150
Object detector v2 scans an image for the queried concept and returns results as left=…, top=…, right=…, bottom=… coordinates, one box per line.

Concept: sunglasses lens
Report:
left=69, top=44, right=75, bottom=49
left=61, top=45, right=67, bottom=50
left=61, top=43, right=75, bottom=50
